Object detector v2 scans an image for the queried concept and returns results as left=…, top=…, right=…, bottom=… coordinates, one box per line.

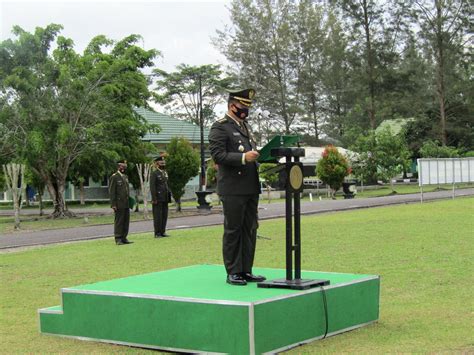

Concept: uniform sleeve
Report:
left=109, top=175, right=117, bottom=207
left=209, top=123, right=244, bottom=167
left=149, top=171, right=156, bottom=200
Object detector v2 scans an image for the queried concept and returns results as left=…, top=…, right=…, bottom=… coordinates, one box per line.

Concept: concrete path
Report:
left=1, top=188, right=472, bottom=250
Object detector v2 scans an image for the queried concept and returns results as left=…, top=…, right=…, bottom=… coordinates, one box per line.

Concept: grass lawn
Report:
left=1, top=197, right=473, bottom=353
left=0, top=208, right=207, bottom=234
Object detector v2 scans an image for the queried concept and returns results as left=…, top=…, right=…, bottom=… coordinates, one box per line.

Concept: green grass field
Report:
left=0, top=209, right=204, bottom=234
left=1, top=197, right=473, bottom=353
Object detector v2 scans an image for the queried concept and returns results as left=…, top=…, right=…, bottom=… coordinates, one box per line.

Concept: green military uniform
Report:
left=208, top=88, right=262, bottom=279
left=150, top=165, right=171, bottom=237
left=109, top=170, right=130, bottom=244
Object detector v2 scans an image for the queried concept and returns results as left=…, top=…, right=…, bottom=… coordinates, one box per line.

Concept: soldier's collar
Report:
left=226, top=113, right=243, bottom=127
left=116, top=170, right=123, bottom=176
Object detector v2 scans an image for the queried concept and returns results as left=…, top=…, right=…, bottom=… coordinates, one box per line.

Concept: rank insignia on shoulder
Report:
left=217, top=117, right=227, bottom=123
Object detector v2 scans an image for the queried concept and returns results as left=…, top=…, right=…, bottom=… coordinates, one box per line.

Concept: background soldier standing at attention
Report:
left=109, top=160, right=133, bottom=245
left=150, top=154, right=171, bottom=238
left=208, top=88, right=266, bottom=286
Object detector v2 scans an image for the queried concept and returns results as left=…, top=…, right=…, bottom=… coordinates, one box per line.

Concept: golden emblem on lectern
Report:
left=289, top=165, right=303, bottom=191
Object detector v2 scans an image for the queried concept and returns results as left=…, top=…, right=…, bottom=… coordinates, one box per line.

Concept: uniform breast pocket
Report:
left=233, top=138, right=246, bottom=152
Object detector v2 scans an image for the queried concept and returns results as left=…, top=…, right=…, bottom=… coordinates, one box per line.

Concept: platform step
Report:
left=39, top=265, right=379, bottom=354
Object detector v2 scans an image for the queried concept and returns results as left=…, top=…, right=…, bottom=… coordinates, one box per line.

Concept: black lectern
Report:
left=258, top=143, right=330, bottom=290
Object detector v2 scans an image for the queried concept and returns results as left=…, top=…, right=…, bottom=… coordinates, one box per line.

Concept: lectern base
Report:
left=258, top=277, right=330, bottom=290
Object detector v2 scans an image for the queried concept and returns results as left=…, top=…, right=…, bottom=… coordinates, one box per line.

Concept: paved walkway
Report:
left=1, top=188, right=472, bottom=250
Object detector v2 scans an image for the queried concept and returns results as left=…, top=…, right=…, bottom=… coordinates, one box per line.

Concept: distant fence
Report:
left=417, top=158, right=474, bottom=202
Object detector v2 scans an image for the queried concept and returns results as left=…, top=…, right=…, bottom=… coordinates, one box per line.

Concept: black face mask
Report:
left=233, top=105, right=249, bottom=120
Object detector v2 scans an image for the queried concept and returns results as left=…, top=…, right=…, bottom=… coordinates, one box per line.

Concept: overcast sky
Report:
left=0, top=0, right=232, bottom=72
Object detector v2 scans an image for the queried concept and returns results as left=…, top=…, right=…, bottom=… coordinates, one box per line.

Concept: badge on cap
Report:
left=238, top=145, right=245, bottom=152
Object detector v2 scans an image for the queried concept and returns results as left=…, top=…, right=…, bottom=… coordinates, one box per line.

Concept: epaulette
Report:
left=217, top=117, right=228, bottom=123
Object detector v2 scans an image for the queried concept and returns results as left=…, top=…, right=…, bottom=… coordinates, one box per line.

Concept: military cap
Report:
left=117, top=159, right=127, bottom=165
left=153, top=153, right=167, bottom=161
left=227, top=88, right=255, bottom=107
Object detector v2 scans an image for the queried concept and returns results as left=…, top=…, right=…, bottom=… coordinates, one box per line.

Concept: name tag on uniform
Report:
left=233, top=132, right=241, bottom=136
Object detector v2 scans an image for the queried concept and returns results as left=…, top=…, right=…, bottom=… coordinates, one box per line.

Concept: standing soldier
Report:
left=208, top=88, right=266, bottom=285
left=109, top=160, right=133, bottom=245
left=150, top=154, right=171, bottom=238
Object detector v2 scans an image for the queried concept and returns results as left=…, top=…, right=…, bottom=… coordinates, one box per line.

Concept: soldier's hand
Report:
left=245, top=150, right=260, bottom=162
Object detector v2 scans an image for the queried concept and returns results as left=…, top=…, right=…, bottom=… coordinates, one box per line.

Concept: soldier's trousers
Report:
left=220, top=194, right=259, bottom=275
left=152, top=202, right=168, bottom=236
left=114, top=208, right=130, bottom=242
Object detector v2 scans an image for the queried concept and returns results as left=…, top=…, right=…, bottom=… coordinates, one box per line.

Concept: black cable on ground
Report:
left=320, top=285, right=329, bottom=339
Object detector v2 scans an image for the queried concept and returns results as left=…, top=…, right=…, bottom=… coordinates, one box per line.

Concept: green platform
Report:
left=39, top=264, right=380, bottom=354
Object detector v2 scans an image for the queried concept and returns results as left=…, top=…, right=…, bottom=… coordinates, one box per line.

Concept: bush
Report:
left=419, top=140, right=460, bottom=158
left=166, top=137, right=200, bottom=211
left=206, top=159, right=217, bottom=189
left=316, top=145, right=350, bottom=199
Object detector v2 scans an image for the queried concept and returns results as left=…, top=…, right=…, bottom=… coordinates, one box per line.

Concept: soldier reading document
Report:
left=209, top=88, right=266, bottom=286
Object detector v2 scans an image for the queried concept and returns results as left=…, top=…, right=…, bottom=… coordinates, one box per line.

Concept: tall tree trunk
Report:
left=137, top=163, right=152, bottom=220
left=38, top=190, right=44, bottom=216
left=3, top=163, right=26, bottom=230
left=363, top=0, right=376, bottom=129
left=45, top=178, right=74, bottom=218
left=311, top=94, right=319, bottom=141
left=79, top=180, right=85, bottom=205
left=265, top=1, right=291, bottom=134
left=435, top=1, right=447, bottom=146
left=134, top=189, right=140, bottom=212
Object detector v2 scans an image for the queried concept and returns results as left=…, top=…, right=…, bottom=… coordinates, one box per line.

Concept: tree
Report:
left=0, top=24, right=159, bottom=217
left=349, top=130, right=378, bottom=184
left=375, top=127, right=411, bottom=192
left=419, top=140, right=459, bottom=158
left=329, top=0, right=387, bottom=130
left=136, top=162, right=152, bottom=220
left=3, top=163, right=26, bottom=230
left=125, top=142, right=158, bottom=212
left=351, top=128, right=411, bottom=191
left=153, top=64, right=233, bottom=127
left=68, top=148, right=118, bottom=205
left=318, top=10, right=352, bottom=141
left=316, top=145, right=350, bottom=199
left=291, top=0, right=326, bottom=142
left=214, top=0, right=300, bottom=134
left=28, top=169, right=46, bottom=216
left=410, top=0, right=471, bottom=145
left=259, top=163, right=279, bottom=202
left=166, top=137, right=200, bottom=212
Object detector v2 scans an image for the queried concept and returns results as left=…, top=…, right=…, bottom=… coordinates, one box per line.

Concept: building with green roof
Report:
left=134, top=107, right=209, bottom=146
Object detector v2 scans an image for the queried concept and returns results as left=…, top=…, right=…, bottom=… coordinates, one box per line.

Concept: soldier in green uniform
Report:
left=109, top=160, right=133, bottom=245
left=150, top=154, right=171, bottom=238
left=208, top=88, right=266, bottom=286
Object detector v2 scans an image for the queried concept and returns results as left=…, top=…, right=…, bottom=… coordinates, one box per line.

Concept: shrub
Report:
left=316, top=145, right=350, bottom=199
